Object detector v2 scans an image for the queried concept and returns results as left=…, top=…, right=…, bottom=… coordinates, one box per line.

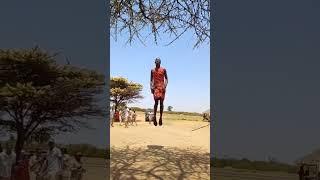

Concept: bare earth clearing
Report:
left=81, top=158, right=107, bottom=180
left=79, top=111, right=297, bottom=180
left=212, top=168, right=297, bottom=180
left=110, top=112, right=210, bottom=179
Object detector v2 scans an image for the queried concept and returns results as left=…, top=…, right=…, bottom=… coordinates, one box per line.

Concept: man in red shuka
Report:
left=150, top=58, right=168, bottom=126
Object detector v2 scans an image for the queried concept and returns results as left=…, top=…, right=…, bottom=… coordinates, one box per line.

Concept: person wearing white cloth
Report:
left=29, top=149, right=43, bottom=180
left=123, top=107, right=130, bottom=128
left=70, top=153, right=85, bottom=180
left=42, top=140, right=62, bottom=180
left=0, top=144, right=5, bottom=180
left=61, top=148, right=72, bottom=180
left=0, top=145, right=16, bottom=180
left=110, top=105, right=115, bottom=127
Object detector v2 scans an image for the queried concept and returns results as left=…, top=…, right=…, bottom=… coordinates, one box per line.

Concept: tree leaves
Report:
left=110, top=0, right=210, bottom=48
left=110, top=77, right=143, bottom=110
left=0, top=47, right=105, bottom=156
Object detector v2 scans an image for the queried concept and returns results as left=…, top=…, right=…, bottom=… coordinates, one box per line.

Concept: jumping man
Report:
left=150, top=58, right=168, bottom=126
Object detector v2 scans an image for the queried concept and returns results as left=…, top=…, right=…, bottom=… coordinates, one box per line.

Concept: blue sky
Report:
left=110, top=31, right=210, bottom=113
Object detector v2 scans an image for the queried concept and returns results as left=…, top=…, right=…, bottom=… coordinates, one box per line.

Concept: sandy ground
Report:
left=111, top=119, right=210, bottom=151
left=212, top=168, right=297, bottom=180
left=81, top=158, right=298, bottom=180
left=110, top=116, right=210, bottom=179
left=82, top=158, right=107, bottom=180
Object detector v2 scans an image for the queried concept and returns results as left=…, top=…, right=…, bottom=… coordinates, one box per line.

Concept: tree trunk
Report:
left=114, top=103, right=118, bottom=113
left=15, top=131, right=25, bottom=164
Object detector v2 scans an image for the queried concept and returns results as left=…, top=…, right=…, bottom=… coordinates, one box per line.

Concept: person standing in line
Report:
left=61, top=148, right=72, bottom=180
left=43, top=141, right=62, bottom=180
left=12, top=151, right=30, bottom=180
left=0, top=144, right=16, bottom=180
left=123, top=107, right=130, bottom=128
left=0, top=144, right=6, bottom=180
left=70, top=153, right=85, bottom=180
left=110, top=105, right=115, bottom=127
left=132, top=110, right=137, bottom=126
left=29, top=149, right=43, bottom=180
left=119, top=109, right=123, bottom=126
left=298, top=164, right=304, bottom=180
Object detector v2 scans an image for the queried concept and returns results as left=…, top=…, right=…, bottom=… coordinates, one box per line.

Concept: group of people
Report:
left=298, top=164, right=319, bottom=180
left=0, top=140, right=86, bottom=180
left=110, top=106, right=137, bottom=128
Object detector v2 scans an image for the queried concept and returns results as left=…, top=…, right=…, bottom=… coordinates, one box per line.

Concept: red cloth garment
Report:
left=152, top=67, right=166, bottom=100
left=12, top=160, right=30, bottom=180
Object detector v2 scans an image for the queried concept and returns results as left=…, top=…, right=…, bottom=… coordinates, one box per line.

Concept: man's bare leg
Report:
left=119, top=116, right=122, bottom=126
left=159, top=99, right=164, bottom=126
left=125, top=117, right=128, bottom=128
left=153, top=100, right=158, bottom=126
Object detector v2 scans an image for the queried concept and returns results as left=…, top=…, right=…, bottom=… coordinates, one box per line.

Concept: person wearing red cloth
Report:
left=12, top=152, right=30, bottom=180
left=150, top=58, right=168, bottom=126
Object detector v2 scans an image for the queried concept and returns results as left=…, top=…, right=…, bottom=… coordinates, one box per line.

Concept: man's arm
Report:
left=164, top=69, right=168, bottom=88
left=150, top=70, right=154, bottom=93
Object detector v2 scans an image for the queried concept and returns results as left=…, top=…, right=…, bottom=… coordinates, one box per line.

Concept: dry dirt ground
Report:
left=212, top=168, right=298, bottom=180
left=82, top=157, right=108, bottom=180
left=110, top=112, right=210, bottom=179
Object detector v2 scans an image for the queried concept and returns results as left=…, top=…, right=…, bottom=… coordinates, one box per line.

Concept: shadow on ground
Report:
left=111, top=145, right=210, bottom=180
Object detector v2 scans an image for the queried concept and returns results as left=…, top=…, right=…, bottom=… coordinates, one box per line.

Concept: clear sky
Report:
left=110, top=32, right=210, bottom=113
left=214, top=0, right=320, bottom=164
left=0, top=0, right=108, bottom=148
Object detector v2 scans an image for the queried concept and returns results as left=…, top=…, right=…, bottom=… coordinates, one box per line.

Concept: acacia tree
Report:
left=110, top=77, right=143, bottom=112
left=167, top=106, right=173, bottom=111
left=0, top=47, right=105, bottom=162
left=110, top=0, right=210, bottom=48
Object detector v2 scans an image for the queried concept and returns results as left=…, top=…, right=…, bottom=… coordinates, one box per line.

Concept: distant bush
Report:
left=21, top=143, right=107, bottom=159
left=211, top=157, right=297, bottom=174
left=64, top=144, right=106, bottom=158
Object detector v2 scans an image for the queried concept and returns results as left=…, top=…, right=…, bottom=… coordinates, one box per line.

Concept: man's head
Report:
left=75, top=152, right=82, bottom=161
left=155, top=58, right=161, bottom=68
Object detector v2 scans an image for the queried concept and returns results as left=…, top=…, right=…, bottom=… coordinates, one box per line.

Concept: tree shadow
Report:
left=111, top=145, right=210, bottom=180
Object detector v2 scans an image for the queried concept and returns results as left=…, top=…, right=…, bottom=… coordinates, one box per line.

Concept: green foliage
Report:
left=167, top=106, right=173, bottom=111
left=110, top=77, right=143, bottom=111
left=0, top=47, right=105, bottom=161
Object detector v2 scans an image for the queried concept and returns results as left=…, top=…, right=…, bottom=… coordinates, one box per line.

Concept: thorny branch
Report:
left=110, top=0, right=210, bottom=48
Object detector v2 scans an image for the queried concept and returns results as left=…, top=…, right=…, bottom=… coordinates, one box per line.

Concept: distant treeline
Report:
left=0, top=141, right=107, bottom=159
left=63, top=144, right=107, bottom=159
left=131, top=107, right=202, bottom=116
left=211, top=158, right=297, bottom=174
